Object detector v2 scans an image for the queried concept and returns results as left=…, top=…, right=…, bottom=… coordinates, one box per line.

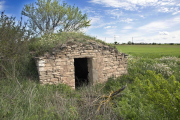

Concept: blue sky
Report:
left=1, top=0, right=180, bottom=43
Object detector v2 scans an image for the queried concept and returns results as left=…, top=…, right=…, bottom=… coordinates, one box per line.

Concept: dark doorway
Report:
left=74, top=58, right=89, bottom=87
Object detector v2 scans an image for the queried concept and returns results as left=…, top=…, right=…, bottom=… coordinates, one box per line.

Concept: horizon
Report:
left=0, top=0, right=180, bottom=43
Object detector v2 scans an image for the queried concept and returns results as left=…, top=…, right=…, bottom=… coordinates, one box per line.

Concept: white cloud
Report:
left=89, top=16, right=102, bottom=25
left=158, top=7, right=169, bottom=12
left=157, top=0, right=175, bottom=6
left=172, top=16, right=180, bottom=22
left=82, top=7, right=96, bottom=14
left=105, top=28, right=117, bottom=36
left=86, top=16, right=118, bottom=31
left=89, top=0, right=138, bottom=11
left=106, top=9, right=123, bottom=18
left=139, top=15, right=145, bottom=18
left=120, top=30, right=129, bottom=33
left=85, top=16, right=104, bottom=31
left=134, top=30, right=180, bottom=43
left=104, top=26, right=111, bottom=29
left=159, top=31, right=169, bottom=35
left=120, top=31, right=180, bottom=43
left=121, top=18, right=133, bottom=23
left=111, top=17, right=116, bottom=19
left=104, top=26, right=117, bottom=29
left=91, top=29, right=180, bottom=43
left=0, top=1, right=5, bottom=11
left=158, top=7, right=180, bottom=15
left=111, top=26, right=117, bottom=28
left=87, top=0, right=180, bottom=43
left=127, top=0, right=158, bottom=6
left=123, top=26, right=133, bottom=29
left=172, top=11, right=180, bottom=15
left=89, top=0, right=178, bottom=11
left=137, top=21, right=169, bottom=33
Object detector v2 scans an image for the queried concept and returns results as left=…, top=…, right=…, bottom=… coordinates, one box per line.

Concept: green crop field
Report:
left=116, top=45, right=180, bottom=58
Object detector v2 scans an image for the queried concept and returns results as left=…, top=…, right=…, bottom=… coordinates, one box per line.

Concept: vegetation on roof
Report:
left=29, top=32, right=114, bottom=56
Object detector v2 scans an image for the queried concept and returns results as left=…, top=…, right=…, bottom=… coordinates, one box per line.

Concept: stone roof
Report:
left=35, top=40, right=125, bottom=59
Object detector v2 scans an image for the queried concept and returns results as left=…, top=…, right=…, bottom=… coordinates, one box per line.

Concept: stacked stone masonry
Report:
left=35, top=40, right=128, bottom=89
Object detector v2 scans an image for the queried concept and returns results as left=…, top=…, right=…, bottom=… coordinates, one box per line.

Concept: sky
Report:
left=0, top=0, right=180, bottom=43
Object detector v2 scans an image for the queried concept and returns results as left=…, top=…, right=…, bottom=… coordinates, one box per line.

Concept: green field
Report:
left=116, top=45, right=180, bottom=58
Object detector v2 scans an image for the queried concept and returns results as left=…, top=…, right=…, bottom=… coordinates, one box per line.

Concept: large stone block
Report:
left=50, top=78, right=59, bottom=82
left=63, top=72, right=74, bottom=77
left=61, top=77, right=67, bottom=82
left=55, top=58, right=61, bottom=62
left=117, top=68, right=125, bottom=71
left=46, top=70, right=53, bottom=75
left=103, top=58, right=109, bottom=62
left=80, top=53, right=88, bottom=55
left=38, top=60, right=46, bottom=67
left=68, top=81, right=75, bottom=87
left=84, top=50, right=95, bottom=53
left=39, top=67, right=52, bottom=71
left=39, top=75, right=52, bottom=80
left=45, top=63, right=52, bottom=67
left=52, top=72, right=60, bottom=75
left=107, top=69, right=115, bottom=73
left=103, top=67, right=112, bottom=70
left=114, top=61, right=119, bottom=65
left=67, top=61, right=73, bottom=65
left=112, top=66, right=118, bottom=69
left=56, top=61, right=67, bottom=66
left=39, top=71, right=46, bottom=76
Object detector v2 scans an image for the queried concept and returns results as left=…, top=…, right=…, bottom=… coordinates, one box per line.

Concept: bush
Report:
left=0, top=12, right=33, bottom=79
left=112, top=70, right=180, bottom=120
left=0, top=12, right=31, bottom=60
left=134, top=71, right=180, bottom=119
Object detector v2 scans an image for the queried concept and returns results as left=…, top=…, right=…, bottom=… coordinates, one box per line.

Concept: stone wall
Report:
left=35, top=40, right=128, bottom=89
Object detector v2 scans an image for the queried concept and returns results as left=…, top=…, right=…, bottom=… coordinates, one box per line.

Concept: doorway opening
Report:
left=74, top=58, right=92, bottom=88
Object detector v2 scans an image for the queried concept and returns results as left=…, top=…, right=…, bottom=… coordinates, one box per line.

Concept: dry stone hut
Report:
left=35, top=40, right=128, bottom=89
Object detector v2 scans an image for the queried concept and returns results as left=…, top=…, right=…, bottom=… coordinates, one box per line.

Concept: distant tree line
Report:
left=114, top=41, right=180, bottom=45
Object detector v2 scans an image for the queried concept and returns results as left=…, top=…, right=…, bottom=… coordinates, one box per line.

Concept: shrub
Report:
left=0, top=12, right=33, bottom=79
left=134, top=70, right=180, bottom=119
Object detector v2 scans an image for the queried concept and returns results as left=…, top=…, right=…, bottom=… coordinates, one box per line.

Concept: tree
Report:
left=127, top=41, right=132, bottom=45
left=21, top=0, right=91, bottom=36
left=114, top=41, right=118, bottom=45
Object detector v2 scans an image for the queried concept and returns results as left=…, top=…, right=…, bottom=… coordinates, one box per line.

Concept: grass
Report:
left=116, top=45, right=180, bottom=58
left=0, top=79, right=118, bottom=120
left=29, top=32, right=111, bottom=56
left=1, top=39, right=180, bottom=119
